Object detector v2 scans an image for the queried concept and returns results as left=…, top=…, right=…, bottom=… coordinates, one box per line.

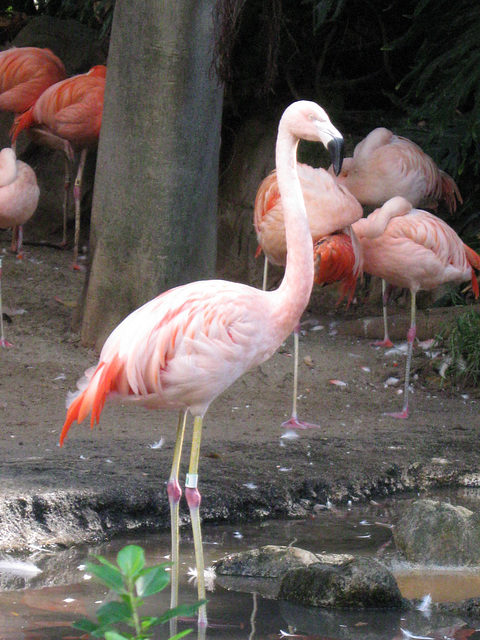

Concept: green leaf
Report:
left=169, top=630, right=194, bottom=640
left=86, top=562, right=125, bottom=593
left=117, top=545, right=145, bottom=578
left=155, top=601, right=205, bottom=624
left=96, top=601, right=133, bottom=626
left=104, top=631, right=132, bottom=640
left=72, top=618, right=100, bottom=633
left=135, top=565, right=170, bottom=597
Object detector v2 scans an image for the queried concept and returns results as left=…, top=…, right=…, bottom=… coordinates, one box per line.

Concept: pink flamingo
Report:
left=330, top=126, right=463, bottom=347
left=0, top=47, right=66, bottom=124
left=352, top=196, right=480, bottom=418
left=58, top=101, right=345, bottom=629
left=11, top=65, right=106, bottom=269
left=331, top=127, right=462, bottom=212
left=0, top=147, right=40, bottom=346
left=254, top=163, right=362, bottom=428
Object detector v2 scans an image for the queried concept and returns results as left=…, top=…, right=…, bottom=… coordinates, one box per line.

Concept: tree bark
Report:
left=78, top=0, right=223, bottom=351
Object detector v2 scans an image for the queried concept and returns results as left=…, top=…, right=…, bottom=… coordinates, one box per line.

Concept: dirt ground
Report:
left=0, top=232, right=479, bottom=552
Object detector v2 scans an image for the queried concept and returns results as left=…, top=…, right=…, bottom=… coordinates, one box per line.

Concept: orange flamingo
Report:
left=0, top=147, right=40, bottom=346
left=330, top=127, right=463, bottom=347
left=0, top=47, right=66, bottom=124
left=11, top=65, right=106, bottom=269
left=254, top=163, right=363, bottom=428
left=351, top=196, right=480, bottom=418
left=58, top=101, right=345, bottom=629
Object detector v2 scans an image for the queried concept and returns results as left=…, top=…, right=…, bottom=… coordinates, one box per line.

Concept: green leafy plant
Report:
left=436, top=308, right=480, bottom=387
left=73, top=544, right=203, bottom=640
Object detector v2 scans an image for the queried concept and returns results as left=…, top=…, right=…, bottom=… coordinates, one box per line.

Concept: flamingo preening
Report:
left=59, top=101, right=345, bottom=629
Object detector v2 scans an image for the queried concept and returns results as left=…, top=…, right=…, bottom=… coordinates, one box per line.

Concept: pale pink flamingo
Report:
left=0, top=147, right=40, bottom=346
left=352, top=196, right=480, bottom=418
left=11, top=65, right=106, bottom=269
left=58, top=101, right=345, bottom=629
left=0, top=47, right=66, bottom=125
left=254, top=163, right=362, bottom=428
left=329, top=126, right=463, bottom=347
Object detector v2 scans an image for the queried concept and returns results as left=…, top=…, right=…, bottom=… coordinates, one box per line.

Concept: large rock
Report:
left=393, top=499, right=480, bottom=565
left=279, top=556, right=404, bottom=609
left=215, top=544, right=319, bottom=578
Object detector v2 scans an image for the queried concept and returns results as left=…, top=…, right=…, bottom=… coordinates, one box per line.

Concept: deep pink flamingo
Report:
left=58, top=101, right=345, bottom=629
left=11, top=65, right=106, bottom=269
left=254, top=162, right=362, bottom=428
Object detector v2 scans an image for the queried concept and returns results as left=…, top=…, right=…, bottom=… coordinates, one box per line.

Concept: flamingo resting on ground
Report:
left=351, top=196, right=480, bottom=418
left=58, top=101, right=345, bottom=630
left=254, top=162, right=362, bottom=429
left=11, top=65, right=106, bottom=269
left=0, top=46, right=66, bottom=125
left=330, top=126, right=463, bottom=347
left=0, top=147, right=40, bottom=346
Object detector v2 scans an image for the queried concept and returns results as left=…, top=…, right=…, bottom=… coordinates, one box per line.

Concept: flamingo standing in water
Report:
left=254, top=163, right=362, bottom=428
left=351, top=196, right=480, bottom=418
left=11, top=65, right=106, bottom=269
left=0, top=147, right=40, bottom=346
left=0, top=47, right=66, bottom=123
left=330, top=126, right=463, bottom=347
left=58, top=101, right=345, bottom=629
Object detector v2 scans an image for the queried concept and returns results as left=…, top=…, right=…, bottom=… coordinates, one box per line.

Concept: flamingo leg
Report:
left=184, top=414, right=207, bottom=628
left=0, top=258, right=12, bottom=348
left=373, top=279, right=394, bottom=347
left=61, top=154, right=72, bottom=248
left=72, top=148, right=87, bottom=270
left=262, top=256, right=269, bottom=291
left=387, top=290, right=416, bottom=419
left=281, top=326, right=320, bottom=430
left=10, top=224, right=23, bottom=256
left=167, top=410, right=188, bottom=638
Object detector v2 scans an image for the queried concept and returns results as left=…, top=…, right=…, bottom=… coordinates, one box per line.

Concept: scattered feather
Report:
left=54, top=373, right=66, bottom=381
left=0, top=558, right=42, bottom=577
left=187, top=566, right=216, bottom=591
left=280, top=429, right=300, bottom=441
left=3, top=307, right=26, bottom=316
left=400, top=629, right=433, bottom=640
left=149, top=438, right=164, bottom=450
left=417, top=593, right=432, bottom=614
left=311, top=324, right=324, bottom=331
left=243, top=482, right=258, bottom=490
left=361, top=366, right=371, bottom=372
left=278, top=467, right=292, bottom=472
left=233, top=531, right=243, bottom=539
left=329, top=379, right=347, bottom=387
left=385, top=377, right=399, bottom=387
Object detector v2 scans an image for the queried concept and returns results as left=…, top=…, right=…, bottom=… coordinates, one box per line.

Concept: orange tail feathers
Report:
left=464, top=243, right=480, bottom=299
left=10, top=108, right=36, bottom=145
left=59, top=357, right=121, bottom=446
left=313, top=233, right=359, bottom=305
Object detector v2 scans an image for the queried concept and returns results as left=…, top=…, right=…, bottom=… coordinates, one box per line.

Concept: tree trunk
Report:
left=78, top=0, right=223, bottom=351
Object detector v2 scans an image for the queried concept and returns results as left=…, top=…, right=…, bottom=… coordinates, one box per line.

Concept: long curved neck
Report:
left=273, top=128, right=314, bottom=334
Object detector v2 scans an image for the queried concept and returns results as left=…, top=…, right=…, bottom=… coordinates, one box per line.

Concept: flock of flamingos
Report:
left=1, top=45, right=480, bottom=630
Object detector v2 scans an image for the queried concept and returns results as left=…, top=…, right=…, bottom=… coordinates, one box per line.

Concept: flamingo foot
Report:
left=0, top=338, right=13, bottom=348
left=72, top=262, right=86, bottom=272
left=385, top=408, right=409, bottom=419
left=372, top=338, right=394, bottom=348
left=281, top=415, right=321, bottom=430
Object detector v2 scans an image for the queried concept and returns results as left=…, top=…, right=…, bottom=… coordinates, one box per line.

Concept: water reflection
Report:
left=2, top=491, right=480, bottom=638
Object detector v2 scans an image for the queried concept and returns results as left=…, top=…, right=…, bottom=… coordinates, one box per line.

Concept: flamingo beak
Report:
left=327, top=136, right=345, bottom=176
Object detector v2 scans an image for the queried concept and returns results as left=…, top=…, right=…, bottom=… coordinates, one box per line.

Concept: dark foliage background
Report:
left=2, top=0, right=479, bottom=243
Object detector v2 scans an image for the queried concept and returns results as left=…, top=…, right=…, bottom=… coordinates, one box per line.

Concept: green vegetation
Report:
left=73, top=544, right=203, bottom=640
left=436, top=308, right=480, bottom=387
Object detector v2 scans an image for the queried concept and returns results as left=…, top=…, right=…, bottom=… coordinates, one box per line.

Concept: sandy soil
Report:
left=0, top=232, right=479, bottom=551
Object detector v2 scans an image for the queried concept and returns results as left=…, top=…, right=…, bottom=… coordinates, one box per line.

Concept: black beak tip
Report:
left=328, top=137, right=345, bottom=176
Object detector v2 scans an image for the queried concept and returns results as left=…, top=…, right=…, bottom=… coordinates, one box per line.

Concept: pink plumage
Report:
left=0, top=147, right=40, bottom=253
left=331, top=127, right=462, bottom=213
left=254, top=162, right=363, bottom=266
